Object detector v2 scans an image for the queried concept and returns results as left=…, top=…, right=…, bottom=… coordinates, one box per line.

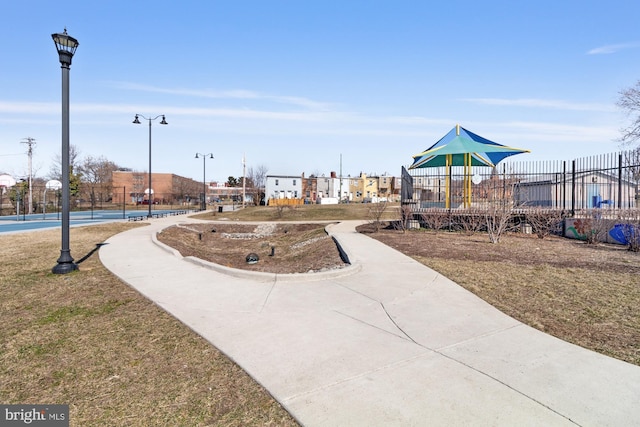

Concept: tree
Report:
left=246, top=164, right=268, bottom=205
left=48, top=144, right=81, bottom=180
left=78, top=155, right=120, bottom=208
left=227, top=176, right=239, bottom=187
left=617, top=81, right=640, bottom=148
left=69, top=166, right=82, bottom=201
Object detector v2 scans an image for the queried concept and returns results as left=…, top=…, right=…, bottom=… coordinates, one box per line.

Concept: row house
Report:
left=266, top=175, right=301, bottom=203
left=266, top=172, right=401, bottom=205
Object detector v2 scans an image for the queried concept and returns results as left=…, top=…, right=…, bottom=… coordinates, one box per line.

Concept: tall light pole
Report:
left=195, top=153, right=213, bottom=211
left=51, top=29, right=79, bottom=274
left=132, top=114, right=168, bottom=218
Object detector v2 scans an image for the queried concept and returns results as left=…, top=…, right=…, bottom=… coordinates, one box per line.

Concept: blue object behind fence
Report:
left=609, top=223, right=637, bottom=245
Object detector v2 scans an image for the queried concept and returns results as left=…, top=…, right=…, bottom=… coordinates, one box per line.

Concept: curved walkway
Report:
left=99, top=215, right=640, bottom=426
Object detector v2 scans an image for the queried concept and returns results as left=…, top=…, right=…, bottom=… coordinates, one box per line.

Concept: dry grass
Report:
left=3, top=202, right=639, bottom=426
left=362, top=225, right=640, bottom=366
left=0, top=223, right=298, bottom=427
left=194, top=203, right=398, bottom=222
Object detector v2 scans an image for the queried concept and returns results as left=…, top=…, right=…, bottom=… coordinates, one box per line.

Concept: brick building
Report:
left=111, top=170, right=202, bottom=205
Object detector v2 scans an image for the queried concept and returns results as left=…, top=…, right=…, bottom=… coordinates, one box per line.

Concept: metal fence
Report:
left=403, top=150, right=640, bottom=214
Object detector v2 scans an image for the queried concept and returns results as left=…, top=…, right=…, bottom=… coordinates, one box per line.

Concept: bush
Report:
left=616, top=209, right=640, bottom=252
left=526, top=209, right=565, bottom=239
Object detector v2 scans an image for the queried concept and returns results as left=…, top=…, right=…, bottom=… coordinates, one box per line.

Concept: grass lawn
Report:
left=2, top=202, right=638, bottom=426
left=0, top=222, right=298, bottom=427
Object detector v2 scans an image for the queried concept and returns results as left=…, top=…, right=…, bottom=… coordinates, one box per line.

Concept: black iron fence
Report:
left=404, top=150, right=640, bottom=215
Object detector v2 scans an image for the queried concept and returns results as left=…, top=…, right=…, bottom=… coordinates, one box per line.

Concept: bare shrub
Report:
left=420, top=210, right=449, bottom=233
left=274, top=205, right=286, bottom=219
left=616, top=209, right=640, bottom=252
left=485, top=201, right=514, bottom=243
left=573, top=210, right=614, bottom=244
left=394, top=203, right=414, bottom=232
left=368, top=200, right=388, bottom=232
left=458, top=208, right=485, bottom=235
left=526, top=209, right=565, bottom=239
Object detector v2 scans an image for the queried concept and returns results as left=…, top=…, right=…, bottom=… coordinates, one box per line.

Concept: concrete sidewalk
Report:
left=99, top=216, right=640, bottom=426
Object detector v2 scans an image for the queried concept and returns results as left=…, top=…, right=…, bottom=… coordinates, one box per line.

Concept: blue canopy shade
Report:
left=410, top=125, right=529, bottom=169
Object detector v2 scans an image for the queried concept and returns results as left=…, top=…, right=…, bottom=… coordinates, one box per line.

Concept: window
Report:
left=293, top=179, right=296, bottom=186
left=275, top=179, right=279, bottom=186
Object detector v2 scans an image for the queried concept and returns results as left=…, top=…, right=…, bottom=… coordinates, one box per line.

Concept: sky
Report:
left=2, top=0, right=640, bottom=184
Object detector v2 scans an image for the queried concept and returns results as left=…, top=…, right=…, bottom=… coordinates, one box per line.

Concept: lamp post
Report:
left=132, top=114, right=168, bottom=218
left=195, top=153, right=213, bottom=211
left=51, top=29, right=79, bottom=274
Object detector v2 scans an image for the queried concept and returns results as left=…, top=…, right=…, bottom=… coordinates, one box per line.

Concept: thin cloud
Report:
left=587, top=42, right=640, bottom=55
left=108, top=82, right=333, bottom=111
left=462, top=98, right=615, bottom=112
left=0, top=101, right=56, bottom=114
left=484, top=120, right=617, bottom=142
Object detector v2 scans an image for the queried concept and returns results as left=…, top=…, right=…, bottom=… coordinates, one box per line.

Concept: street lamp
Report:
left=132, top=114, right=168, bottom=218
left=195, top=153, right=213, bottom=211
left=51, top=28, right=79, bottom=274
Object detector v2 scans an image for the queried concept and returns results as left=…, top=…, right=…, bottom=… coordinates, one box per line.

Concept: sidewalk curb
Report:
left=150, top=222, right=362, bottom=282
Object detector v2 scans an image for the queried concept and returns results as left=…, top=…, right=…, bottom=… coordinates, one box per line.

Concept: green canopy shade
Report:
left=408, top=125, right=530, bottom=208
left=410, top=126, right=529, bottom=169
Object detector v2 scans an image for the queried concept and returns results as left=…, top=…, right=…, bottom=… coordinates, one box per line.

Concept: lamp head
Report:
left=195, top=153, right=199, bottom=159
left=160, top=115, right=168, bottom=125
left=51, top=28, right=79, bottom=66
left=208, top=154, right=214, bottom=159
left=132, top=115, right=141, bottom=124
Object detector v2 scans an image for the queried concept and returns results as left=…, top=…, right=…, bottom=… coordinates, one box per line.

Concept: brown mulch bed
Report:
left=157, top=222, right=347, bottom=274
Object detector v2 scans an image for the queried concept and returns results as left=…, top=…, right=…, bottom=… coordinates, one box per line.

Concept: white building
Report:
left=265, top=175, right=301, bottom=202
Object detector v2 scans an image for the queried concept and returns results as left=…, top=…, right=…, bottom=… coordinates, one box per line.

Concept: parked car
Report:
left=137, top=199, right=159, bottom=205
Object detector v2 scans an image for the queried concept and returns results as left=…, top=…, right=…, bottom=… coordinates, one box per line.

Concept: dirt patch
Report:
left=157, top=222, right=348, bottom=274
left=357, top=223, right=640, bottom=275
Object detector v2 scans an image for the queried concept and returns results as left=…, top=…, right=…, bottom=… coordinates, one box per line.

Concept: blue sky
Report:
left=2, top=0, right=640, bottom=183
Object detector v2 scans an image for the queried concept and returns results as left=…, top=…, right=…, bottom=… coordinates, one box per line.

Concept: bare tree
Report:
left=48, top=144, right=81, bottom=180
left=617, top=81, right=640, bottom=147
left=173, top=177, right=201, bottom=206
left=79, top=155, right=120, bottom=208
left=368, top=200, right=388, bottom=232
left=247, top=164, right=268, bottom=205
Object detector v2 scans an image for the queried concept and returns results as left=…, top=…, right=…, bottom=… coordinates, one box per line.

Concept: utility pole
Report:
left=242, top=154, right=246, bottom=208
left=21, top=137, right=36, bottom=214
left=339, top=153, right=343, bottom=203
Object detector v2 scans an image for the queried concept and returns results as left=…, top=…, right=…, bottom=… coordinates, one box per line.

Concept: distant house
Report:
left=266, top=171, right=400, bottom=205
left=265, top=175, right=301, bottom=204
left=514, top=170, right=637, bottom=209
